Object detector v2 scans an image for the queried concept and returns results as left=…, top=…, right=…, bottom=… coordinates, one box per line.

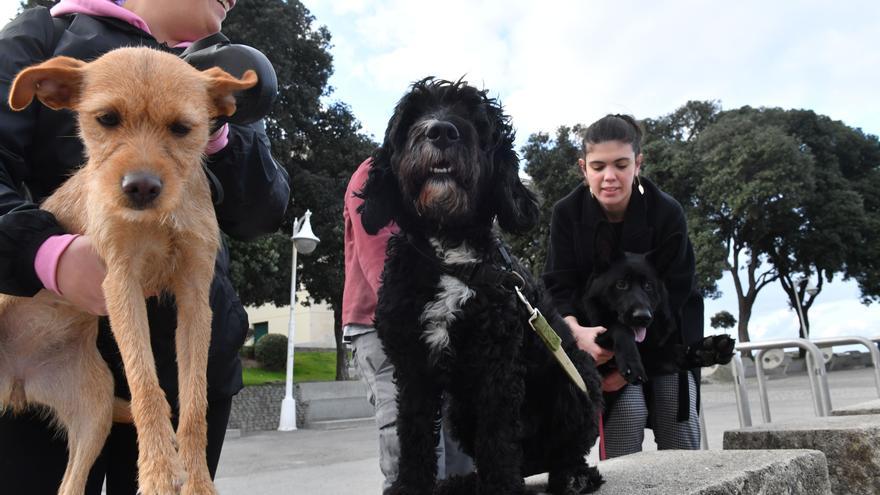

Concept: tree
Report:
left=750, top=109, right=880, bottom=340
left=20, top=0, right=56, bottom=9
left=710, top=310, right=736, bottom=331
left=647, top=103, right=880, bottom=348
left=222, top=0, right=376, bottom=379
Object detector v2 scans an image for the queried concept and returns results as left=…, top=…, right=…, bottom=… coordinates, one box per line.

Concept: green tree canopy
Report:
left=222, top=0, right=376, bottom=379
left=710, top=310, right=737, bottom=330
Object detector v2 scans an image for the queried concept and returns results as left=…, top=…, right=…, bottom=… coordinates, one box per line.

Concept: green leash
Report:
left=515, top=287, right=588, bottom=394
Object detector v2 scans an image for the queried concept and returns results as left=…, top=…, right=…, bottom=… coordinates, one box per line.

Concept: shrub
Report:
left=254, top=334, right=288, bottom=371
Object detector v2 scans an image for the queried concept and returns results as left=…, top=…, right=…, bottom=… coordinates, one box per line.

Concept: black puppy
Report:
left=582, top=224, right=735, bottom=384
left=359, top=78, right=604, bottom=495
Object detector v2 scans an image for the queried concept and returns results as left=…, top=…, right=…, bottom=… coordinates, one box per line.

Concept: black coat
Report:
left=0, top=8, right=290, bottom=400
left=543, top=178, right=704, bottom=419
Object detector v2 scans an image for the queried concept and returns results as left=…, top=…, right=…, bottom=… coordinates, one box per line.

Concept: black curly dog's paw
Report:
left=681, top=334, right=736, bottom=368
left=548, top=464, right=604, bottom=494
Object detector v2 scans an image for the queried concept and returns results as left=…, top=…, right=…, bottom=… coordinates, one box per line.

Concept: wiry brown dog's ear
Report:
left=9, top=56, right=86, bottom=111
left=203, top=67, right=258, bottom=118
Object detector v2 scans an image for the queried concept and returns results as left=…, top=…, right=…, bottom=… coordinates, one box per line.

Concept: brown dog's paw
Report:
left=181, top=476, right=217, bottom=495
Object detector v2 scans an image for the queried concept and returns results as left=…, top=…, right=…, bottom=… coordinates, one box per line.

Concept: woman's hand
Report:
left=601, top=370, right=628, bottom=392
left=56, top=235, right=108, bottom=316
left=565, top=316, right=614, bottom=365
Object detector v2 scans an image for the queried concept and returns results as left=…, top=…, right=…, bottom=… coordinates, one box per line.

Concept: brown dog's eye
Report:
left=96, top=112, right=120, bottom=128
left=615, top=280, right=629, bottom=290
left=169, top=122, right=191, bottom=137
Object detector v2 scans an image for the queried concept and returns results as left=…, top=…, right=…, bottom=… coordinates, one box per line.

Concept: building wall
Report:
left=244, top=290, right=336, bottom=348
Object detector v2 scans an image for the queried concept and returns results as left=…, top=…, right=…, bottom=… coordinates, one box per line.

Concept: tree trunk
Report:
left=737, top=297, right=754, bottom=360
left=333, top=304, right=349, bottom=381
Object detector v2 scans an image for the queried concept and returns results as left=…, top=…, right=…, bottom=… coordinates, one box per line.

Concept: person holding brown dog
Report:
left=0, top=0, right=289, bottom=493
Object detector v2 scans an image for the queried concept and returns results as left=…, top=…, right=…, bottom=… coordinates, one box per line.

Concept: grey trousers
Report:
left=602, top=372, right=700, bottom=459
left=351, top=331, right=473, bottom=492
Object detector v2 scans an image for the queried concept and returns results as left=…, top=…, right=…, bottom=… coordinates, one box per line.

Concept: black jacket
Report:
left=0, top=8, right=290, bottom=400
left=543, top=177, right=704, bottom=373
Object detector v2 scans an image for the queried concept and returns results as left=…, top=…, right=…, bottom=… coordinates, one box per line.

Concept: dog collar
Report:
left=439, top=240, right=524, bottom=292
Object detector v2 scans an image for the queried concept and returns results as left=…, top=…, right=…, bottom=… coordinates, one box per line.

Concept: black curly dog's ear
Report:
left=491, top=135, right=539, bottom=234
left=357, top=146, right=402, bottom=235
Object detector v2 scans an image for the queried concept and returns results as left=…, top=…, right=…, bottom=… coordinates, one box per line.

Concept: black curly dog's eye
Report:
left=615, top=280, right=629, bottom=290
left=96, top=112, right=120, bottom=128
left=643, top=281, right=654, bottom=292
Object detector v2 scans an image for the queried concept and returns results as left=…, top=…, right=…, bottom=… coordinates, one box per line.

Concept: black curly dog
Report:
left=583, top=223, right=735, bottom=385
left=358, top=78, right=604, bottom=495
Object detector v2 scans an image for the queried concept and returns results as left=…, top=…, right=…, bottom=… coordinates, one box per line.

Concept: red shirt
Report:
left=342, top=159, right=398, bottom=327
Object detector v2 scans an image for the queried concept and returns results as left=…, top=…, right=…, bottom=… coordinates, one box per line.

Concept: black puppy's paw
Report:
left=547, top=465, right=604, bottom=494
left=682, top=334, right=736, bottom=368
left=614, top=353, right=647, bottom=385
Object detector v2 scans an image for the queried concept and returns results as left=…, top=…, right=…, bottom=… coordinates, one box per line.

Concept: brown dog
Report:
left=0, top=47, right=256, bottom=495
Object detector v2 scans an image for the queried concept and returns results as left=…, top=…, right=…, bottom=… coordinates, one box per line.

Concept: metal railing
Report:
left=810, top=336, right=880, bottom=399
left=731, top=339, right=832, bottom=427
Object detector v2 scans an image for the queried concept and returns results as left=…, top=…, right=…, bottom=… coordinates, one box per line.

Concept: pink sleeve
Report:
left=34, top=234, right=80, bottom=295
left=347, top=161, right=396, bottom=294
left=205, top=123, right=230, bottom=155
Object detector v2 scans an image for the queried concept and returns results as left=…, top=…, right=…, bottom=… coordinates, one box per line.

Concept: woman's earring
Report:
left=636, top=175, right=645, bottom=195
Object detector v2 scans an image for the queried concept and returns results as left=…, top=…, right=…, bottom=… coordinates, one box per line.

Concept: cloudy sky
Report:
left=2, top=1, right=879, bottom=349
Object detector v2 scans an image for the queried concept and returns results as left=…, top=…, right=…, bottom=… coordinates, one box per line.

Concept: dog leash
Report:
left=514, top=286, right=587, bottom=394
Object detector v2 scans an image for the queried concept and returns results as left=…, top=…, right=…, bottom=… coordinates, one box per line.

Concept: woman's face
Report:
left=131, top=0, right=235, bottom=44
left=579, top=140, right=642, bottom=221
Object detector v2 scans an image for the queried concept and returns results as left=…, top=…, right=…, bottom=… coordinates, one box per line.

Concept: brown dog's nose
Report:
left=426, top=121, right=460, bottom=150
left=121, top=172, right=162, bottom=208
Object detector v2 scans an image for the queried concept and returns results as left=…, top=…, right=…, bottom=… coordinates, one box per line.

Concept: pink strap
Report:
left=598, top=411, right=606, bottom=460
left=34, top=234, right=80, bottom=295
left=205, top=123, right=229, bottom=155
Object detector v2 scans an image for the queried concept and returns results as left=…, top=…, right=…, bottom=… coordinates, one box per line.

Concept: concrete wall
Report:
left=228, top=381, right=372, bottom=432
left=244, top=290, right=335, bottom=348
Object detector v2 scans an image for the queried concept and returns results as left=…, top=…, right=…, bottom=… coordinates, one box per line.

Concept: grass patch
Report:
left=242, top=350, right=338, bottom=386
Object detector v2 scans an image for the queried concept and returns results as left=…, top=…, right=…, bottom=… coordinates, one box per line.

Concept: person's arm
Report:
left=542, top=196, right=612, bottom=363
left=657, top=199, right=696, bottom=318
left=542, top=200, right=582, bottom=319
left=205, top=120, right=290, bottom=240
left=0, top=8, right=70, bottom=296
left=346, top=162, right=393, bottom=294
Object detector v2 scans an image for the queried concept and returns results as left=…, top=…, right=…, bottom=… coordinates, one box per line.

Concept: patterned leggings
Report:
left=602, top=372, right=700, bottom=459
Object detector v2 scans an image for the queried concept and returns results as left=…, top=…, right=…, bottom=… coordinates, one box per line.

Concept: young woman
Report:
left=0, top=1, right=290, bottom=493
left=542, top=114, right=704, bottom=458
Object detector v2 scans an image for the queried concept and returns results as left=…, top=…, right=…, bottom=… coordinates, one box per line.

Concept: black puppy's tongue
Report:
left=633, top=326, right=646, bottom=343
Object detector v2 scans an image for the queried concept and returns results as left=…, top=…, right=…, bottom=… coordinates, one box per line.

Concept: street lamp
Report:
left=279, top=210, right=320, bottom=431
left=792, top=275, right=817, bottom=339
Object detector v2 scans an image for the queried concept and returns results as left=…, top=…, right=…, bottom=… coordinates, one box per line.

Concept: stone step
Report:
left=307, top=417, right=375, bottom=430
left=831, top=398, right=880, bottom=416
left=523, top=449, right=830, bottom=494
left=723, top=414, right=880, bottom=495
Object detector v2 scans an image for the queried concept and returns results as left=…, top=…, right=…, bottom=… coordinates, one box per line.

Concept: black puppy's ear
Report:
left=492, top=136, right=539, bottom=234
left=357, top=149, right=401, bottom=234
left=593, top=222, right=623, bottom=272
left=646, top=232, right=683, bottom=276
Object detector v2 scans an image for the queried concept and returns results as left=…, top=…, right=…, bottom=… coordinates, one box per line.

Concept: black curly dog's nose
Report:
left=122, top=172, right=162, bottom=208
left=426, top=120, right=460, bottom=150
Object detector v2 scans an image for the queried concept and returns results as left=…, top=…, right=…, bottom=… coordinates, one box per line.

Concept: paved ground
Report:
left=214, top=366, right=880, bottom=494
